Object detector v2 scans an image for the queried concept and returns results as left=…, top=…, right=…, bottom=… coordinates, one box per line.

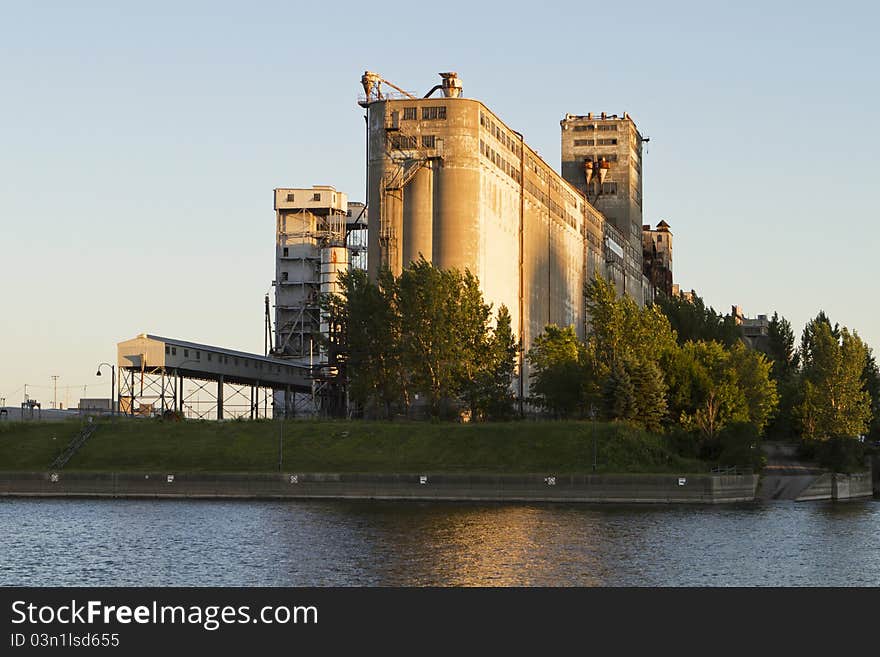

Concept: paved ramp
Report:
left=759, top=443, right=827, bottom=501
left=758, top=473, right=822, bottom=500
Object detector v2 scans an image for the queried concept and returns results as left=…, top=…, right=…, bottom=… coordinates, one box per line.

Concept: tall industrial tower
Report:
left=560, top=112, right=647, bottom=302
left=273, top=186, right=349, bottom=361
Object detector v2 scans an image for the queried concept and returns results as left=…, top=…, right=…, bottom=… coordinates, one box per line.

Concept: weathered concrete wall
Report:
left=792, top=472, right=873, bottom=501
left=795, top=473, right=834, bottom=501
left=0, top=472, right=759, bottom=504
left=832, top=472, right=873, bottom=500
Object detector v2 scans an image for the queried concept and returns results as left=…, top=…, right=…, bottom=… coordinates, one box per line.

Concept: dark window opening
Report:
left=422, top=106, right=446, bottom=120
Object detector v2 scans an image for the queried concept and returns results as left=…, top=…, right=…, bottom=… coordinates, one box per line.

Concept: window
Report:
left=165, top=346, right=170, bottom=355
left=234, top=358, right=239, bottom=366
left=172, top=347, right=177, bottom=356
left=286, top=193, right=295, bottom=202
left=573, top=125, right=595, bottom=132
left=421, top=135, right=435, bottom=148
left=196, top=351, right=200, bottom=360
left=403, top=107, right=417, bottom=120
left=422, top=106, right=446, bottom=120
left=281, top=272, right=288, bottom=282
left=184, top=349, right=189, bottom=358
left=207, top=353, right=212, bottom=362
left=574, top=139, right=594, bottom=146
left=313, top=193, right=321, bottom=201
left=598, top=153, right=618, bottom=162
left=282, top=247, right=288, bottom=257
left=390, top=135, right=417, bottom=149
left=597, top=138, right=618, bottom=146
left=598, top=124, right=618, bottom=131
left=588, top=182, right=618, bottom=196
left=657, top=235, right=663, bottom=242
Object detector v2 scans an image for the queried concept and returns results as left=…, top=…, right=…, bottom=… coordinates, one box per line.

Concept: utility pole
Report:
left=51, top=376, right=59, bottom=409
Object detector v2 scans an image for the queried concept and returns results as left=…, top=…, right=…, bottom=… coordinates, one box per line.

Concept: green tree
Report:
left=585, top=275, right=677, bottom=375
left=332, top=268, right=407, bottom=418
left=665, top=341, right=773, bottom=439
left=763, top=312, right=800, bottom=379
left=631, top=359, right=668, bottom=432
left=602, top=360, right=637, bottom=422
left=728, top=342, right=779, bottom=434
left=655, top=290, right=740, bottom=347
left=526, top=324, right=590, bottom=418
left=864, top=351, right=880, bottom=440
left=464, top=305, right=519, bottom=420
left=796, top=317, right=871, bottom=440
left=759, top=312, right=801, bottom=439
left=396, top=258, right=492, bottom=418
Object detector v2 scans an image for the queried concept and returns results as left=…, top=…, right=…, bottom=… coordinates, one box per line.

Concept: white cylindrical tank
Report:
left=320, top=246, right=349, bottom=298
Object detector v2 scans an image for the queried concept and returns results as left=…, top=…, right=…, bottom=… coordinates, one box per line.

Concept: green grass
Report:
left=0, top=417, right=708, bottom=474
left=0, top=419, right=85, bottom=470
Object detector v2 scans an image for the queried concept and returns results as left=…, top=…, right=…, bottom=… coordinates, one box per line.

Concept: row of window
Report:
left=574, top=142, right=623, bottom=161
left=573, top=123, right=618, bottom=132
left=524, top=179, right=579, bottom=231
left=480, top=139, right=522, bottom=184
left=401, top=106, right=447, bottom=120
left=165, top=344, right=284, bottom=373
left=388, top=134, right=438, bottom=150
left=480, top=138, right=582, bottom=231
left=588, top=182, right=619, bottom=196
left=479, top=111, right=521, bottom=159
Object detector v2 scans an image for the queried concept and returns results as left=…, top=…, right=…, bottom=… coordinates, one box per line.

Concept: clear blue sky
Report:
left=1, top=0, right=877, bottom=405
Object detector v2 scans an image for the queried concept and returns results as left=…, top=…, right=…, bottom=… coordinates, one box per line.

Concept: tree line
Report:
left=324, top=260, right=876, bottom=469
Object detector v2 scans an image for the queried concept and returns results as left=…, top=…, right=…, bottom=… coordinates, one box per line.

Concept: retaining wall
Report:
left=0, top=471, right=760, bottom=504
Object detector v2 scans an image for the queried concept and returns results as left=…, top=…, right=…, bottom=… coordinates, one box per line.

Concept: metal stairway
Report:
left=49, top=422, right=98, bottom=470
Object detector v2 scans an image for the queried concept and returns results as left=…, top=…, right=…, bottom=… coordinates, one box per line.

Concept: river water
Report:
left=1, top=498, right=878, bottom=586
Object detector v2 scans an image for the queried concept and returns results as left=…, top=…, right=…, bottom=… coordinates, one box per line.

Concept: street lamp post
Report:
left=95, top=363, right=115, bottom=416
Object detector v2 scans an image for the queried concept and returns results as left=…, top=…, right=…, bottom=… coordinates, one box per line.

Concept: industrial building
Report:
left=273, top=186, right=349, bottom=361
left=732, top=306, right=771, bottom=350
left=642, top=220, right=674, bottom=298
left=359, top=71, right=651, bottom=398
left=116, top=334, right=311, bottom=419
left=560, top=112, right=648, bottom=304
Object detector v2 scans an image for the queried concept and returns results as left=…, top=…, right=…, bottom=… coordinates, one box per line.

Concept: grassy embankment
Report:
left=0, top=417, right=707, bottom=474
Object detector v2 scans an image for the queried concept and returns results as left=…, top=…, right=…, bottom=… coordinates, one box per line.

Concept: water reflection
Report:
left=1, top=499, right=878, bottom=586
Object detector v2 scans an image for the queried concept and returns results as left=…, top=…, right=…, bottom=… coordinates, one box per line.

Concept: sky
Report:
left=1, top=0, right=878, bottom=406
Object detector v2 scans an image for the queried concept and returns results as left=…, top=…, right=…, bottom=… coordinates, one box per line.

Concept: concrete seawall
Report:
left=0, top=471, right=760, bottom=504
left=795, top=472, right=874, bottom=501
